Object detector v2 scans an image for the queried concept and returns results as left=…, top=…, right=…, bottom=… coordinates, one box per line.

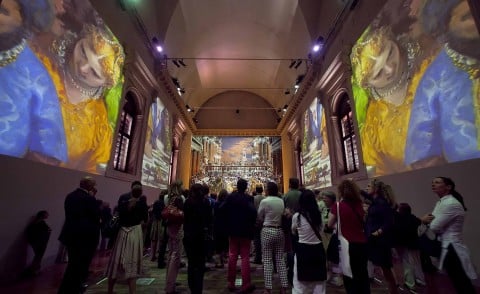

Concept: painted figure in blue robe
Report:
left=0, top=0, right=67, bottom=163
left=405, top=0, right=480, bottom=168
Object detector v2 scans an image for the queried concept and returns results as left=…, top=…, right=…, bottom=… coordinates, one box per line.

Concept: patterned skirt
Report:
left=106, top=224, right=143, bottom=279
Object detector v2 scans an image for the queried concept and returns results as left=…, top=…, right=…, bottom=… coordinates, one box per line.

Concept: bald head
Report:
left=80, top=176, right=96, bottom=192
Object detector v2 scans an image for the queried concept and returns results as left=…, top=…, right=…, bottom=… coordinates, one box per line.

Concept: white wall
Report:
left=0, top=155, right=159, bottom=285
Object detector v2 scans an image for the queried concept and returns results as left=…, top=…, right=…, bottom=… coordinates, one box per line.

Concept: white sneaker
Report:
left=415, top=279, right=426, bottom=287
left=328, top=275, right=343, bottom=287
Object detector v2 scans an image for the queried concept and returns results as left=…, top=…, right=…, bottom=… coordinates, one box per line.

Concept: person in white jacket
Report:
left=421, top=177, right=477, bottom=294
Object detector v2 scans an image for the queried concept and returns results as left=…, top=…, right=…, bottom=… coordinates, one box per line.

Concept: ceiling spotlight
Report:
left=172, top=59, right=180, bottom=68
left=151, top=37, right=163, bottom=53
left=284, top=89, right=290, bottom=95
left=283, top=105, right=288, bottom=112
left=312, top=36, right=325, bottom=53
left=294, top=60, right=303, bottom=69
left=178, top=59, right=187, bottom=67
left=288, top=60, right=296, bottom=68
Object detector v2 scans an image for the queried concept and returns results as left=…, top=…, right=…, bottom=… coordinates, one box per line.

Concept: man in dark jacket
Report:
left=224, top=178, right=257, bottom=293
left=58, top=176, right=100, bottom=294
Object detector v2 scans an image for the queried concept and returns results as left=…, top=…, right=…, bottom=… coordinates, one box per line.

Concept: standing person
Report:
left=24, top=210, right=51, bottom=276
left=106, top=184, right=148, bottom=294
left=58, top=176, right=100, bottom=294
left=283, top=178, right=302, bottom=284
left=258, top=182, right=289, bottom=294
left=363, top=179, right=398, bottom=294
left=421, top=177, right=477, bottom=293
left=328, top=179, right=370, bottom=294
left=291, top=189, right=327, bottom=293
left=394, top=203, right=425, bottom=292
left=213, top=189, right=229, bottom=268
left=164, top=180, right=185, bottom=294
left=253, top=184, right=266, bottom=264
left=150, top=190, right=167, bottom=262
left=224, top=178, right=257, bottom=293
left=319, top=191, right=343, bottom=287
left=183, top=183, right=212, bottom=294
left=99, top=201, right=112, bottom=251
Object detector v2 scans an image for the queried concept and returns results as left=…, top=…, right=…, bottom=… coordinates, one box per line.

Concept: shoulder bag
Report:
left=161, top=196, right=184, bottom=224
left=337, top=202, right=353, bottom=278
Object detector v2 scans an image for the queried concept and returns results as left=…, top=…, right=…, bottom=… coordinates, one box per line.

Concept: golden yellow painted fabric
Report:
left=38, top=54, right=113, bottom=173
left=360, top=58, right=432, bottom=175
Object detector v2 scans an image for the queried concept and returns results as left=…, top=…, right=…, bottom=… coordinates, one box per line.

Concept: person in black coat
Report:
left=24, top=210, right=51, bottom=276
left=394, top=203, right=425, bottom=291
left=183, top=183, right=213, bottom=294
left=58, top=176, right=100, bottom=294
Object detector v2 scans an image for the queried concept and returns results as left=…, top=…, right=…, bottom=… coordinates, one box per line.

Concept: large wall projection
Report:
left=141, top=98, right=172, bottom=189
left=302, top=97, right=332, bottom=189
left=192, top=136, right=278, bottom=193
left=0, top=0, right=125, bottom=174
left=351, top=0, right=480, bottom=177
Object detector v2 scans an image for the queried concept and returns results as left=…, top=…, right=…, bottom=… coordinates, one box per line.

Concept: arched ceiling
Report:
left=157, top=0, right=345, bottom=114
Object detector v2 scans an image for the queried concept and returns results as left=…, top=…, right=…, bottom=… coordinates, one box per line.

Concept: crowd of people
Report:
left=30, top=174, right=477, bottom=294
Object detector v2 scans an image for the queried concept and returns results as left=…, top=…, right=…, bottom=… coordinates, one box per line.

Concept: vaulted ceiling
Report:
left=128, top=0, right=347, bottom=118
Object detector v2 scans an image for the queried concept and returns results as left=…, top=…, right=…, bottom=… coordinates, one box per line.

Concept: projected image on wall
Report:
left=0, top=0, right=125, bottom=174
left=351, top=0, right=480, bottom=176
left=302, top=98, right=331, bottom=189
left=142, top=98, right=172, bottom=189
left=192, top=137, right=279, bottom=193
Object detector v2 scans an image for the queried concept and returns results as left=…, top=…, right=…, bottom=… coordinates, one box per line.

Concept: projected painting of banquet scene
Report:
left=302, top=97, right=332, bottom=189
left=351, top=0, right=480, bottom=177
left=191, top=137, right=282, bottom=193
left=0, top=0, right=125, bottom=174
left=141, top=98, right=172, bottom=188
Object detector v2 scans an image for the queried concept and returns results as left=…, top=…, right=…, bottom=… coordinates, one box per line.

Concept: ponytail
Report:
left=451, top=190, right=467, bottom=211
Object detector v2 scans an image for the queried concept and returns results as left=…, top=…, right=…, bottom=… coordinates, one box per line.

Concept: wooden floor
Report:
left=0, top=250, right=476, bottom=294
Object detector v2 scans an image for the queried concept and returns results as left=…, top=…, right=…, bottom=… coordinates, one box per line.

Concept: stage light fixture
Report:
left=283, top=105, right=288, bottom=112
left=288, top=60, right=296, bottom=68
left=294, top=60, right=303, bottom=69
left=235, top=109, right=240, bottom=114
left=178, top=59, right=187, bottom=67
left=284, top=89, right=290, bottom=95
left=172, top=60, right=180, bottom=68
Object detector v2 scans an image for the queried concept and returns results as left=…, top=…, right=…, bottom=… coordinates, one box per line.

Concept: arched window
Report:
left=337, top=93, right=359, bottom=174
left=113, top=92, right=137, bottom=172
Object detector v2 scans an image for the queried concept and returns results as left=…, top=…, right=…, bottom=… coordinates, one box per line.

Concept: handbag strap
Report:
left=336, top=202, right=343, bottom=237
left=299, top=213, right=322, bottom=242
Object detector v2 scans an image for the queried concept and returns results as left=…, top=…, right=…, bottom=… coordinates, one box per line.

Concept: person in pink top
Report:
left=328, top=179, right=370, bottom=294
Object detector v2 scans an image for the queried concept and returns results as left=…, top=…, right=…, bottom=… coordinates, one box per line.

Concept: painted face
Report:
left=431, top=177, right=451, bottom=196
left=0, top=0, right=22, bottom=34
left=449, top=1, right=479, bottom=40
left=71, top=37, right=108, bottom=88
left=366, top=39, right=402, bottom=89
